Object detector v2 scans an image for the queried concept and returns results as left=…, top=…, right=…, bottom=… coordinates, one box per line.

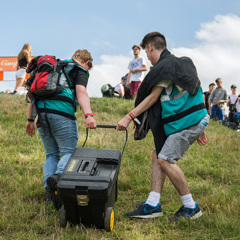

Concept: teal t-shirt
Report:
left=158, top=80, right=207, bottom=136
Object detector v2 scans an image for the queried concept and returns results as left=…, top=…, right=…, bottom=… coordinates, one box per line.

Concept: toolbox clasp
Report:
left=77, top=195, right=89, bottom=206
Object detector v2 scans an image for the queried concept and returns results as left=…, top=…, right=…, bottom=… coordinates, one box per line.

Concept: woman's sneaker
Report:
left=44, top=187, right=54, bottom=205
left=126, top=201, right=163, bottom=219
left=169, top=202, right=202, bottom=222
left=46, top=175, right=62, bottom=210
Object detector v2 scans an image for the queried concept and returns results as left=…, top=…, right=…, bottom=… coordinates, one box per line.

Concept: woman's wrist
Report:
left=85, top=112, right=96, bottom=119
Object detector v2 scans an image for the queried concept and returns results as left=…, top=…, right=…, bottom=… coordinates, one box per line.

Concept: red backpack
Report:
left=29, top=56, right=68, bottom=97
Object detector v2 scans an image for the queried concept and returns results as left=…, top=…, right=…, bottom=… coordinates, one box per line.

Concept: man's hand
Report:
left=116, top=115, right=132, bottom=131
left=130, top=69, right=136, bottom=73
left=197, top=132, right=208, bottom=146
left=25, top=121, right=35, bottom=137
left=86, top=117, right=96, bottom=129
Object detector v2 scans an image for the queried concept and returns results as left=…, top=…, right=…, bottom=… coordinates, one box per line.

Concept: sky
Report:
left=0, top=0, right=240, bottom=97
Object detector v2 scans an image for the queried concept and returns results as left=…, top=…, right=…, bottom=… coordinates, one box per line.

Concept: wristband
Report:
left=128, top=112, right=141, bottom=125
left=85, top=113, right=96, bottom=119
left=28, top=119, right=34, bottom=122
left=128, top=112, right=136, bottom=120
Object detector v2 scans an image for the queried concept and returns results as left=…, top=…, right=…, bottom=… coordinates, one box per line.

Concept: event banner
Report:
left=0, top=57, right=18, bottom=71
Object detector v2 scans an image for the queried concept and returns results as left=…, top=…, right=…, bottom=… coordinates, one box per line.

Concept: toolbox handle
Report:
left=82, top=124, right=128, bottom=157
left=96, top=124, right=116, bottom=129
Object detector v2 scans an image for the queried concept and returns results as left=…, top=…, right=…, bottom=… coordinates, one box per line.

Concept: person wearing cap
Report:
left=227, top=84, right=239, bottom=122
left=209, top=78, right=228, bottom=121
left=126, top=45, right=147, bottom=99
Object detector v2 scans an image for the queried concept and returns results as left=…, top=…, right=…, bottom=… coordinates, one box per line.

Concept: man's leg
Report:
left=210, top=105, right=217, bottom=120
left=126, top=150, right=164, bottom=218
left=158, top=158, right=202, bottom=221
left=157, top=116, right=209, bottom=221
left=218, top=109, right=225, bottom=121
left=145, top=150, right=166, bottom=206
left=158, top=158, right=190, bottom=196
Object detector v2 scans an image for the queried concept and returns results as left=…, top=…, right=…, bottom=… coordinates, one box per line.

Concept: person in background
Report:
left=126, top=45, right=147, bottom=99
left=114, top=77, right=125, bottom=98
left=236, top=94, right=240, bottom=113
left=25, top=49, right=96, bottom=208
left=12, top=43, right=32, bottom=94
left=227, top=84, right=238, bottom=122
left=208, top=78, right=228, bottom=121
left=203, top=83, right=215, bottom=114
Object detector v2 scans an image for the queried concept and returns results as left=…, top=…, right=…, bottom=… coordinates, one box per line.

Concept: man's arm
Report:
left=208, top=100, right=212, bottom=114
left=130, top=64, right=147, bottom=74
left=227, top=96, right=231, bottom=107
left=76, top=85, right=96, bottom=129
left=126, top=70, right=131, bottom=88
left=117, top=86, right=163, bottom=130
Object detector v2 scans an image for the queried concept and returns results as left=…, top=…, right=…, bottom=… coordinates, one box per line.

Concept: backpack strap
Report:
left=61, top=62, right=77, bottom=111
left=43, top=95, right=75, bottom=106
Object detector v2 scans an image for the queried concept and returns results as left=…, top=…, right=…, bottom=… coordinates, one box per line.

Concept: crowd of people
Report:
left=203, top=78, right=240, bottom=131
left=3, top=32, right=239, bottom=224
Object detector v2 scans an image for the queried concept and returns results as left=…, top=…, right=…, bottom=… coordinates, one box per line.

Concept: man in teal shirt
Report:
left=117, top=32, right=209, bottom=221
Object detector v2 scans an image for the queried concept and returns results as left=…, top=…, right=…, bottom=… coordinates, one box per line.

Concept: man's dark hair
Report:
left=209, top=83, right=215, bottom=87
left=140, top=32, right=167, bottom=50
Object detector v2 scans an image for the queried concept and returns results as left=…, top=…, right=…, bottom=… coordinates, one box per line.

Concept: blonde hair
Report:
left=18, top=43, right=32, bottom=61
left=72, top=49, right=93, bottom=70
left=21, top=43, right=31, bottom=53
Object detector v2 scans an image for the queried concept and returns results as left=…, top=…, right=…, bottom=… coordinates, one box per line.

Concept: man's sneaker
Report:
left=169, top=202, right=202, bottom=222
left=46, top=175, right=62, bottom=210
left=126, top=201, right=163, bottom=219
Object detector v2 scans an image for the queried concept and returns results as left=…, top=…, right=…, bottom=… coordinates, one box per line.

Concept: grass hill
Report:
left=0, top=94, right=239, bottom=240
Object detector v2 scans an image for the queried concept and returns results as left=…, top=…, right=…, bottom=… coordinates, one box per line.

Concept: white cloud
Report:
left=171, top=14, right=240, bottom=93
left=196, top=14, right=240, bottom=46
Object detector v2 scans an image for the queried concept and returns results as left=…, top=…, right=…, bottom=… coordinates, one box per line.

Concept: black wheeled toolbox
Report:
left=57, top=125, right=127, bottom=231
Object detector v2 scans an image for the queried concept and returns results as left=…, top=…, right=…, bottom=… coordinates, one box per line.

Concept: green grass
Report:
left=0, top=94, right=239, bottom=240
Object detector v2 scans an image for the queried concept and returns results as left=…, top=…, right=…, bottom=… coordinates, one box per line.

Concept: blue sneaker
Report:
left=169, top=202, right=202, bottom=222
left=126, top=201, right=163, bottom=219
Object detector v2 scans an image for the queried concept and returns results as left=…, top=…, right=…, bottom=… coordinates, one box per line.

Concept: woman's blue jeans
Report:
left=38, top=113, right=78, bottom=188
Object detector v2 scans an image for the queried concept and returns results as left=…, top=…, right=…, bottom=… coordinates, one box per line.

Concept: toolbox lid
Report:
left=71, top=148, right=122, bottom=162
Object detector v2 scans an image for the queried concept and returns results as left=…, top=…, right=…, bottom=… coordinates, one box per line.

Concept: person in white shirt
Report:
left=236, top=95, right=240, bottom=113
left=227, top=84, right=238, bottom=122
left=126, top=45, right=147, bottom=99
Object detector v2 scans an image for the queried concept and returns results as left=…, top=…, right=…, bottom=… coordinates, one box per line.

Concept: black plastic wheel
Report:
left=104, top=207, right=114, bottom=232
left=59, top=205, right=67, bottom=228
left=115, top=180, right=118, bottom=202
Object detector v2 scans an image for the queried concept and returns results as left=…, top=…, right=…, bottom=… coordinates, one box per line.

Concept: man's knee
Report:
left=158, top=158, right=169, bottom=171
left=151, top=150, right=157, bottom=164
